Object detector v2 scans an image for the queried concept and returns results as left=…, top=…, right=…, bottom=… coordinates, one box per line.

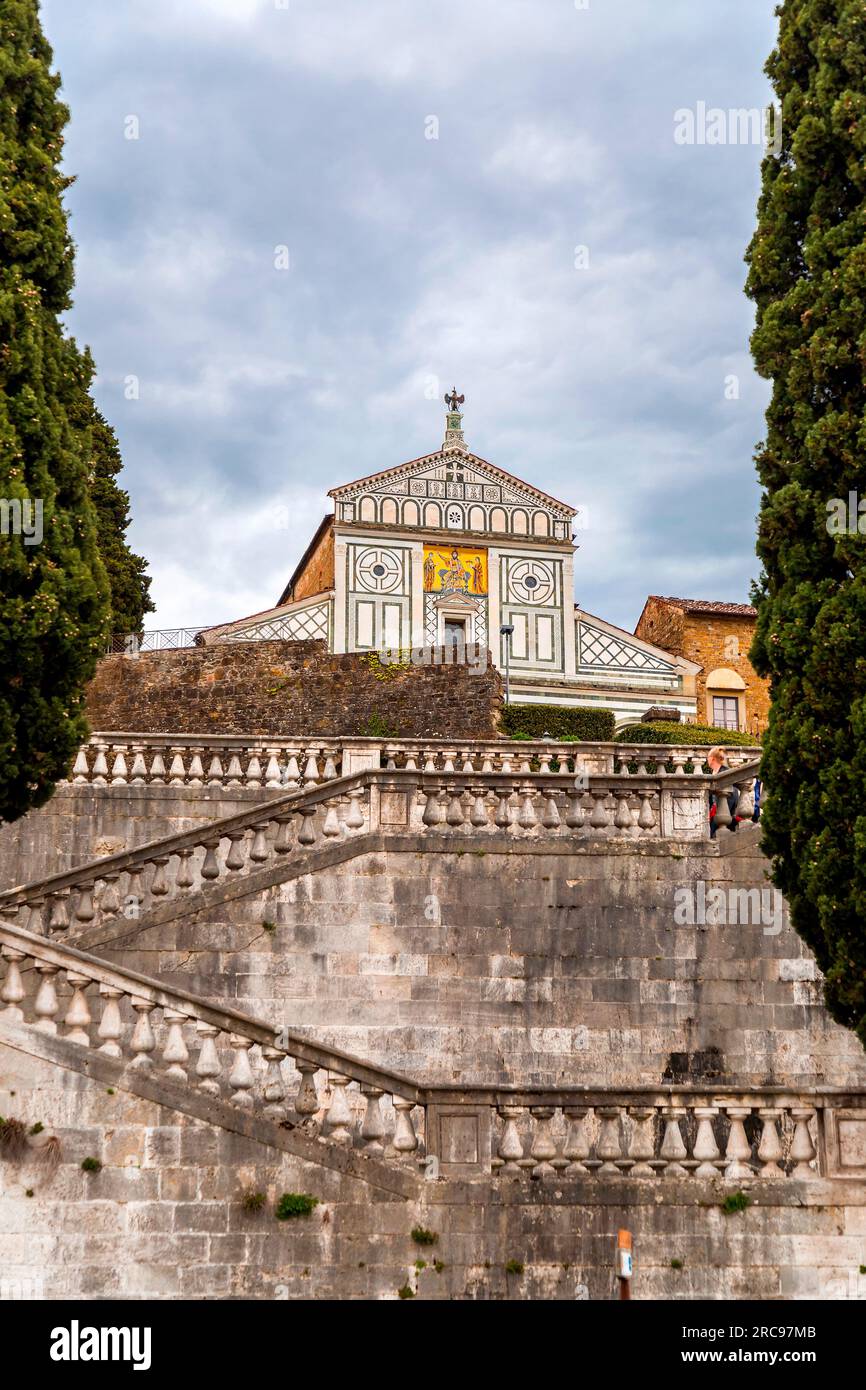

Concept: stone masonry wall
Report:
left=84, top=640, right=502, bottom=739
left=2, top=1048, right=865, bottom=1300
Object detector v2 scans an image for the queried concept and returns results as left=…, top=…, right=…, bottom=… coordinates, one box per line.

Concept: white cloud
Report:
left=486, top=122, right=603, bottom=186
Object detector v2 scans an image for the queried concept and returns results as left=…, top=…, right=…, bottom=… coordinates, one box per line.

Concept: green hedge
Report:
left=501, top=704, right=616, bottom=742
left=614, top=721, right=760, bottom=747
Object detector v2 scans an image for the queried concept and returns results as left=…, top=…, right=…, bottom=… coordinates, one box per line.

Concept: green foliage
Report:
left=501, top=704, right=616, bottom=741
left=80, top=1157, right=102, bottom=1173
left=744, top=0, right=866, bottom=1046
left=722, top=1191, right=751, bottom=1215
left=433, top=1260, right=445, bottom=1274
left=397, top=1284, right=415, bottom=1299
left=0, top=2, right=111, bottom=822
left=275, top=1192, right=318, bottom=1220
left=240, top=1190, right=266, bottom=1213
left=410, top=1225, right=438, bottom=1246
left=363, top=709, right=398, bottom=738
left=615, top=722, right=759, bottom=747
left=670, top=1258, right=684, bottom=1270
left=70, top=389, right=153, bottom=638
left=28, top=1122, right=43, bottom=1135
left=504, top=1259, right=524, bottom=1276
left=413, top=1259, right=427, bottom=1271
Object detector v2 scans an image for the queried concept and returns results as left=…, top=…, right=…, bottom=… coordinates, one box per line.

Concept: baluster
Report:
left=344, top=789, right=365, bottom=831
left=187, top=749, right=205, bottom=787
left=200, top=842, right=221, bottom=881
left=422, top=749, right=438, bottom=773
left=541, top=793, right=561, bottom=830
left=529, top=1107, right=558, bottom=1177
left=441, top=749, right=457, bottom=773
left=422, top=790, right=443, bottom=828
left=537, top=749, right=553, bottom=775
left=195, top=1022, right=222, bottom=1095
left=360, top=1087, right=386, bottom=1155
left=225, top=754, right=244, bottom=787
left=273, top=815, right=294, bottom=853
left=97, top=986, right=124, bottom=1056
left=245, top=754, right=263, bottom=789
left=565, top=791, right=586, bottom=830
left=494, top=787, right=513, bottom=830
left=714, top=785, right=733, bottom=831
left=207, top=755, right=224, bottom=787
left=757, top=1108, right=784, bottom=1177
left=282, top=749, right=302, bottom=789
left=249, top=823, right=272, bottom=861
left=128, top=745, right=147, bottom=789
left=595, top=1106, right=624, bottom=1176
left=228, top=1035, right=256, bottom=1108
left=168, top=749, right=187, bottom=786
left=33, top=965, right=60, bottom=1034
left=445, top=788, right=466, bottom=828
left=27, top=899, right=46, bottom=935
left=325, top=1074, right=353, bottom=1144
left=109, top=749, right=128, bottom=785
left=613, top=790, right=634, bottom=831
left=392, top=1098, right=419, bottom=1158
left=590, top=790, right=611, bottom=829
left=481, top=752, right=495, bottom=774
left=517, top=785, right=538, bottom=830
left=91, top=743, right=109, bottom=786
left=294, top=1061, right=320, bottom=1120
left=660, top=1107, right=689, bottom=1175
left=130, top=998, right=157, bottom=1069
left=302, top=748, right=321, bottom=785
left=297, top=809, right=317, bottom=846
left=175, top=850, right=195, bottom=891
left=460, top=750, right=475, bottom=774
left=162, top=1009, right=190, bottom=1081
left=628, top=1106, right=657, bottom=1177
left=72, top=748, right=90, bottom=784
left=563, top=1107, right=591, bottom=1174
left=100, top=874, right=122, bottom=917
left=149, top=858, right=169, bottom=897
left=496, top=1106, right=526, bottom=1174
left=692, top=1106, right=722, bottom=1177
left=321, top=801, right=342, bottom=838
left=262, top=1046, right=286, bottom=1120
left=63, top=971, right=92, bottom=1046
left=723, top=1105, right=754, bottom=1180
left=264, top=750, right=283, bottom=789
left=149, top=751, right=167, bottom=784
left=74, top=884, right=95, bottom=923
left=736, top=778, right=756, bottom=821
left=1, top=948, right=27, bottom=1020
left=637, top=792, right=656, bottom=831
left=48, top=892, right=70, bottom=934
left=671, top=750, right=687, bottom=777
left=790, top=1108, right=817, bottom=1177
left=322, top=747, right=339, bottom=780
left=403, top=750, right=418, bottom=771
left=469, top=787, right=489, bottom=828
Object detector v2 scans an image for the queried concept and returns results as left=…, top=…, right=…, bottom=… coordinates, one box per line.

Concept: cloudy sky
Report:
left=43, top=0, right=779, bottom=633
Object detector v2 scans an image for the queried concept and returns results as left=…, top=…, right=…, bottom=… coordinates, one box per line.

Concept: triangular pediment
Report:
left=329, top=450, right=577, bottom=521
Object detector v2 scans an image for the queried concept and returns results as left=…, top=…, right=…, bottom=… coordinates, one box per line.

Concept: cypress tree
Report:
left=70, top=370, right=154, bottom=640
left=745, top=0, right=866, bottom=1044
left=0, top=1, right=109, bottom=822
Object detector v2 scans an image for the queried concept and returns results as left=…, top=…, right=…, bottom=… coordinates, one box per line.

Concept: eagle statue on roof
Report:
left=444, top=387, right=465, bottom=411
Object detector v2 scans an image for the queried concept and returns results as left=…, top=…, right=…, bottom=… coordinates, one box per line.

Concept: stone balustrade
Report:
left=66, top=733, right=762, bottom=787
left=70, top=735, right=343, bottom=789
left=0, top=765, right=758, bottom=937
left=3, top=920, right=856, bottom=1183
left=0, top=919, right=425, bottom=1163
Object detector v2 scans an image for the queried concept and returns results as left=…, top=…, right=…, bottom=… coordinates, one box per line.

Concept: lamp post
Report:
left=499, top=624, right=514, bottom=706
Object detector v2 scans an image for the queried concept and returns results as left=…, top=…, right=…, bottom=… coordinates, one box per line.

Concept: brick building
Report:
left=634, top=596, right=770, bottom=735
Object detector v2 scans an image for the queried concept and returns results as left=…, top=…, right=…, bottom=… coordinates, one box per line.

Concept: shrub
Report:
left=504, top=1259, right=525, bottom=1276
left=615, top=722, right=759, bottom=748
left=81, top=1157, right=102, bottom=1173
left=501, top=704, right=615, bottom=741
left=722, top=1191, right=751, bottom=1215
left=275, top=1192, right=319, bottom=1220
left=241, top=1190, right=267, bottom=1213
left=410, top=1226, right=438, bottom=1246
left=397, top=1284, right=415, bottom=1299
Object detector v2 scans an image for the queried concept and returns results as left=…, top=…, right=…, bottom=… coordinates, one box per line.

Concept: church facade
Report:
left=201, top=400, right=699, bottom=726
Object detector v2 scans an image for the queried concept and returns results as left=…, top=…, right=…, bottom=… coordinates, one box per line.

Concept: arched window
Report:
left=469, top=505, right=486, bottom=532
left=490, top=507, right=507, bottom=533
left=403, top=500, right=420, bottom=527
left=424, top=502, right=442, bottom=528
left=359, top=496, right=377, bottom=522
left=381, top=497, right=398, bottom=524
left=532, top=511, right=550, bottom=537
left=512, top=509, right=528, bottom=535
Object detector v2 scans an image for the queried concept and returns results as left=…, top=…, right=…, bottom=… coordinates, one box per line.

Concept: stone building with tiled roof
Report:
left=634, top=595, right=769, bottom=734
